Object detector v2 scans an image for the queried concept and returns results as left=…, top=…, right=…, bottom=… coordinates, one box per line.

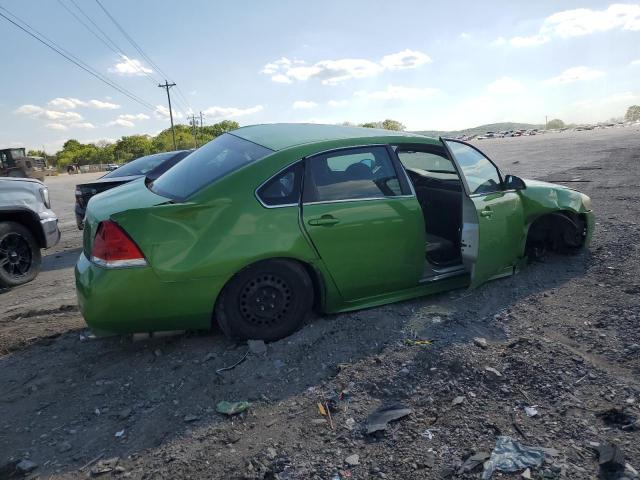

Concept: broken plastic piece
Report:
left=482, top=436, right=548, bottom=479
left=216, top=400, right=250, bottom=416
left=366, top=403, right=412, bottom=434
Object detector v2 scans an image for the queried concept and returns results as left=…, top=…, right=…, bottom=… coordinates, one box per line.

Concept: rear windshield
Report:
left=104, top=151, right=183, bottom=179
left=150, top=133, right=273, bottom=201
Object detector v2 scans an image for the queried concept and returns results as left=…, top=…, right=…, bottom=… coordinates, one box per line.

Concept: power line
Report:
left=0, top=6, right=156, bottom=111
left=93, top=0, right=192, bottom=113
left=63, top=0, right=164, bottom=88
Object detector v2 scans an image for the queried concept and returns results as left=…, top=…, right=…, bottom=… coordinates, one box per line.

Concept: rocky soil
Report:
left=1, top=128, right=639, bottom=479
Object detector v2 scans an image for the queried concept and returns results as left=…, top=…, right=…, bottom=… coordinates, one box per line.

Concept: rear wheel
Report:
left=215, top=259, right=313, bottom=341
left=0, top=222, right=41, bottom=287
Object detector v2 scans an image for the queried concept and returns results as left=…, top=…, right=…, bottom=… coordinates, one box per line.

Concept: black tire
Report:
left=215, top=259, right=314, bottom=341
left=0, top=221, right=41, bottom=287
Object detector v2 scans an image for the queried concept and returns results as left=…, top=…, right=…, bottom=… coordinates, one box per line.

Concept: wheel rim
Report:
left=0, top=233, right=32, bottom=278
left=239, top=274, right=292, bottom=326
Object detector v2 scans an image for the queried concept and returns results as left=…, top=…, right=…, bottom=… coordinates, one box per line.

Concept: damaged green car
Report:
left=75, top=124, right=594, bottom=340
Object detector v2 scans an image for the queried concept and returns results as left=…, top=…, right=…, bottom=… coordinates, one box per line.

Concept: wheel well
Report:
left=0, top=211, right=45, bottom=247
left=525, top=211, right=587, bottom=258
left=212, top=257, right=325, bottom=327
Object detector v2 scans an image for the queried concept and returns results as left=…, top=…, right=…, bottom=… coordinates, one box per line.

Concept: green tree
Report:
left=381, top=119, right=405, bottom=131
left=546, top=118, right=565, bottom=129
left=360, top=122, right=379, bottom=128
left=625, top=105, right=640, bottom=122
left=114, top=135, right=152, bottom=162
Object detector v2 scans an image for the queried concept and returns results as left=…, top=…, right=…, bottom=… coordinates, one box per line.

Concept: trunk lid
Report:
left=83, top=178, right=170, bottom=255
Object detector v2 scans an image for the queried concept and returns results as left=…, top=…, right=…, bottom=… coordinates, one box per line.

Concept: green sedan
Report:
left=76, top=124, right=594, bottom=340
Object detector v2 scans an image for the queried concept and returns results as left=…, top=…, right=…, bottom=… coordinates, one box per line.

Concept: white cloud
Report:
left=459, top=32, right=471, bottom=39
left=487, top=77, right=525, bottom=94
left=47, top=97, right=120, bottom=110
left=45, top=123, right=67, bottom=131
left=544, top=66, right=605, bottom=85
left=504, top=4, right=640, bottom=47
left=356, top=84, right=439, bottom=100
left=630, top=59, right=640, bottom=66
left=107, top=118, right=135, bottom=128
left=119, top=113, right=150, bottom=121
left=87, top=99, right=120, bottom=109
left=509, top=35, right=550, bottom=47
left=14, top=104, right=43, bottom=115
left=72, top=122, right=96, bottom=129
left=202, top=104, right=264, bottom=119
left=261, top=49, right=430, bottom=85
left=154, top=105, right=184, bottom=120
left=490, top=36, right=507, bottom=46
left=328, top=99, right=349, bottom=107
left=380, top=49, right=432, bottom=70
left=292, top=100, right=318, bottom=109
left=271, top=74, right=293, bottom=84
left=109, top=55, right=153, bottom=76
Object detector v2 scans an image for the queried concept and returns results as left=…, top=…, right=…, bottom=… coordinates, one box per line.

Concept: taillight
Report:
left=91, top=220, right=147, bottom=268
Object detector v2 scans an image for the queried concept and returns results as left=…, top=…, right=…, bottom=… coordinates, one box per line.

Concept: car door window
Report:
left=257, top=162, right=303, bottom=206
left=304, top=146, right=404, bottom=203
left=444, top=141, right=502, bottom=194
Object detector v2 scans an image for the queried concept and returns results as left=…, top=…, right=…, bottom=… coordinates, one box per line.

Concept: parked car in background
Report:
left=0, top=177, right=60, bottom=287
left=104, top=163, right=119, bottom=171
left=76, top=124, right=594, bottom=341
left=74, top=150, right=191, bottom=229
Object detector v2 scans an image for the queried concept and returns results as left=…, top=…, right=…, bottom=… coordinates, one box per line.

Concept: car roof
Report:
left=231, top=123, right=425, bottom=151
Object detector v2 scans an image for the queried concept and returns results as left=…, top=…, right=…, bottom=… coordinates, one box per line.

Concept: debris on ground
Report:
left=524, top=406, right=539, bottom=417
left=458, top=451, right=491, bottom=474
left=248, top=339, right=267, bottom=356
left=452, top=395, right=465, bottom=406
left=16, top=459, right=38, bottom=473
left=215, top=350, right=249, bottom=374
left=216, top=400, right=251, bottom=416
left=345, top=454, right=359, bottom=466
left=596, top=406, right=637, bottom=431
left=482, top=436, right=549, bottom=479
left=473, top=337, right=488, bottom=349
left=590, top=441, right=627, bottom=476
left=365, top=403, right=412, bottom=434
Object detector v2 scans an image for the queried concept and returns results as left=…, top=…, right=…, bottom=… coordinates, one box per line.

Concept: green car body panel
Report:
left=75, top=124, right=594, bottom=334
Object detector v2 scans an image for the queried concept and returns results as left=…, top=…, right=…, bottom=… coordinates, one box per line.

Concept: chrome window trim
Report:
left=304, top=194, right=414, bottom=206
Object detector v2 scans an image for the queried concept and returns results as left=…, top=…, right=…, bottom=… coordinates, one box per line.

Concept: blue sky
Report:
left=1, top=0, right=639, bottom=152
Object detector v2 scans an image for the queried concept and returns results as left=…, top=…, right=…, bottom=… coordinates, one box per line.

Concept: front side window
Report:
left=303, top=146, right=403, bottom=203
left=151, top=133, right=273, bottom=201
left=444, top=141, right=502, bottom=194
left=257, top=162, right=303, bottom=206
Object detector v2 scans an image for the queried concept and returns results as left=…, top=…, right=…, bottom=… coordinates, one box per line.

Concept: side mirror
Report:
left=505, top=174, right=526, bottom=190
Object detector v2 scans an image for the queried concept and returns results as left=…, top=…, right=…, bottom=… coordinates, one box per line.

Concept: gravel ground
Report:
left=0, top=127, right=639, bottom=479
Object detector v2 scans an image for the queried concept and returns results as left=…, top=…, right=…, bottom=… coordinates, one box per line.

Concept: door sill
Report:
left=420, top=263, right=467, bottom=283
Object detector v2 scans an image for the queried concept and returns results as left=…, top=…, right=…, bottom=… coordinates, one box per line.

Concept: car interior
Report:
left=395, top=146, right=464, bottom=267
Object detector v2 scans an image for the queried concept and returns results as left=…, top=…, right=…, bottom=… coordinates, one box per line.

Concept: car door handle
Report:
left=480, top=208, right=492, bottom=218
left=308, top=215, right=340, bottom=226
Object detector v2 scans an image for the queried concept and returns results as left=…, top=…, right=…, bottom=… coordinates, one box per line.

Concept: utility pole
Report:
left=158, top=80, right=177, bottom=150
left=545, top=115, right=548, bottom=130
left=190, top=114, right=198, bottom=148
left=199, top=111, right=205, bottom=141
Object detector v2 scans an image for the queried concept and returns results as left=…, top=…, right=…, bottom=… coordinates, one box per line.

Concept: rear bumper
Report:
left=40, top=218, right=60, bottom=248
left=75, top=253, right=225, bottom=334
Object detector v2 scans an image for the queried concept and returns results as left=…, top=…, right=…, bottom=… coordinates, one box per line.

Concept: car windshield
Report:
left=104, top=151, right=181, bottom=179
left=150, top=133, right=273, bottom=201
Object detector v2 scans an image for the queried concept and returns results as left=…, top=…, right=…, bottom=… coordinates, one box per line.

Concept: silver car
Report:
left=0, top=177, right=60, bottom=287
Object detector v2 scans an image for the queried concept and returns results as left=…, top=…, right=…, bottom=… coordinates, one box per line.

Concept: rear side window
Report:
left=303, top=146, right=405, bottom=203
left=151, top=134, right=273, bottom=201
left=256, top=162, right=303, bottom=206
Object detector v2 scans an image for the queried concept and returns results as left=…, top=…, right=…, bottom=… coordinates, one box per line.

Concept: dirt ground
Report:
left=1, top=127, right=639, bottom=479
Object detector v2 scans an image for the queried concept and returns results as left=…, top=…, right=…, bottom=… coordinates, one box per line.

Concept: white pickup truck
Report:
left=0, top=177, right=60, bottom=287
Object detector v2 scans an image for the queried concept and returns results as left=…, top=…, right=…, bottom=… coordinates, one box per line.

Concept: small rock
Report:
left=522, top=468, right=532, bottom=479
left=345, top=418, right=356, bottom=430
left=311, top=418, right=326, bottom=425
left=119, top=408, right=132, bottom=420
left=452, top=396, right=465, bottom=406
left=485, top=366, right=503, bottom=377
left=473, top=337, right=488, bottom=349
left=273, top=359, right=286, bottom=369
left=58, top=441, right=72, bottom=453
left=266, top=447, right=277, bottom=460
left=248, top=339, right=267, bottom=355
left=115, top=429, right=125, bottom=438
left=184, top=414, right=199, bottom=423
left=16, top=460, right=38, bottom=473
left=399, top=367, right=410, bottom=375
left=345, top=454, right=360, bottom=466
left=524, top=406, right=539, bottom=417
